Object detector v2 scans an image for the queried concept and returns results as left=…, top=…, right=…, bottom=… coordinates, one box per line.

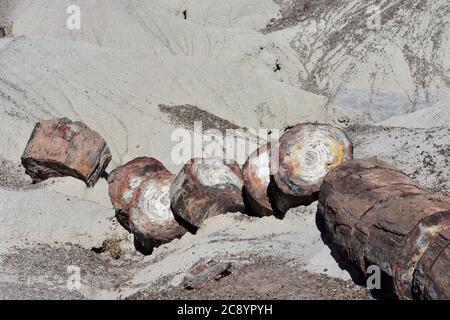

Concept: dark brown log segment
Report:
left=107, top=157, right=167, bottom=230
left=271, top=123, right=353, bottom=213
left=129, top=169, right=187, bottom=250
left=318, top=158, right=450, bottom=299
left=21, top=117, right=111, bottom=187
left=170, top=158, right=245, bottom=228
left=242, top=143, right=277, bottom=217
left=408, top=216, right=450, bottom=300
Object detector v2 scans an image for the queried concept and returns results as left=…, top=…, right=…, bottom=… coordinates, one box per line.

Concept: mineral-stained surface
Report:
left=21, top=118, right=111, bottom=187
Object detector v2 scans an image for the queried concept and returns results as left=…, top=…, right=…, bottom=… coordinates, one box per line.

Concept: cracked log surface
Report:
left=318, top=158, right=450, bottom=299
left=170, top=158, right=245, bottom=228
left=107, top=157, right=167, bottom=231
left=243, top=143, right=277, bottom=217
left=129, top=169, right=187, bottom=251
left=21, top=117, right=111, bottom=187
left=271, top=123, right=353, bottom=213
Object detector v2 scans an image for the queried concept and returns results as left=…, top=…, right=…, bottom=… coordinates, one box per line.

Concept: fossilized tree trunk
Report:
left=21, top=117, right=111, bottom=187
left=318, top=158, right=450, bottom=299
left=270, top=123, right=353, bottom=213
left=242, top=143, right=277, bottom=217
left=170, top=158, right=245, bottom=228
left=107, top=157, right=167, bottom=230
left=129, top=169, right=187, bottom=251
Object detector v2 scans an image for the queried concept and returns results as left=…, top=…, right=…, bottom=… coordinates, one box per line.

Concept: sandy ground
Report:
left=128, top=258, right=372, bottom=300
left=0, top=0, right=449, bottom=299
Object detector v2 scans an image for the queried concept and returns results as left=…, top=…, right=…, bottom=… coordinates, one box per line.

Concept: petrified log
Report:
left=271, top=123, right=352, bottom=213
left=182, top=258, right=232, bottom=289
left=129, top=169, right=187, bottom=250
left=21, top=117, right=111, bottom=187
left=242, top=143, right=277, bottom=217
left=107, top=157, right=167, bottom=230
left=170, top=158, right=245, bottom=228
left=318, top=158, right=450, bottom=299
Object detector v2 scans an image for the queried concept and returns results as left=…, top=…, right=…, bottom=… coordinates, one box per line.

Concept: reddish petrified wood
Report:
left=242, top=143, right=277, bottom=217
left=107, top=157, right=167, bottom=230
left=129, top=169, right=187, bottom=250
left=271, top=123, right=353, bottom=213
left=21, top=117, right=111, bottom=187
left=318, top=158, right=450, bottom=300
left=182, top=258, right=232, bottom=289
left=170, top=158, right=245, bottom=228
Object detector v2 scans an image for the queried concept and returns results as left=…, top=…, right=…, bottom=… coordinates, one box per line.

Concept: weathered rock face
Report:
left=129, top=169, right=187, bottom=251
left=318, top=158, right=450, bottom=300
left=270, top=123, right=353, bottom=213
left=107, top=157, right=168, bottom=231
left=21, top=118, right=111, bottom=187
left=242, top=143, right=277, bottom=217
left=170, top=158, right=245, bottom=228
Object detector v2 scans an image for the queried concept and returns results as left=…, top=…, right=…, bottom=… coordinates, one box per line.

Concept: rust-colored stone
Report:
left=271, top=123, right=353, bottom=213
left=21, top=117, right=111, bottom=187
left=129, top=169, right=187, bottom=250
left=242, top=143, right=277, bottom=217
left=107, top=157, right=167, bottom=230
left=182, top=258, right=232, bottom=289
left=318, top=158, right=450, bottom=299
left=170, top=158, right=245, bottom=228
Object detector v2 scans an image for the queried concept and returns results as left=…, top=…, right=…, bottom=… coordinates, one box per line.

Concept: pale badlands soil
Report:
left=0, top=244, right=372, bottom=300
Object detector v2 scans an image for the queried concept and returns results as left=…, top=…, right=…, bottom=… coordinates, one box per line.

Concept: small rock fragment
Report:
left=21, top=117, right=111, bottom=187
left=183, top=258, right=232, bottom=289
left=0, top=20, right=12, bottom=38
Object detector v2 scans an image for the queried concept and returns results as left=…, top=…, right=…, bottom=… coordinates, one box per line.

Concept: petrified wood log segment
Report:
left=21, top=117, right=111, bottom=187
left=414, top=227, right=450, bottom=300
left=271, top=123, right=353, bottom=213
left=107, top=157, right=167, bottom=230
left=242, top=143, right=276, bottom=217
left=129, top=169, right=187, bottom=249
left=170, top=158, right=245, bottom=228
left=318, top=158, right=450, bottom=299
